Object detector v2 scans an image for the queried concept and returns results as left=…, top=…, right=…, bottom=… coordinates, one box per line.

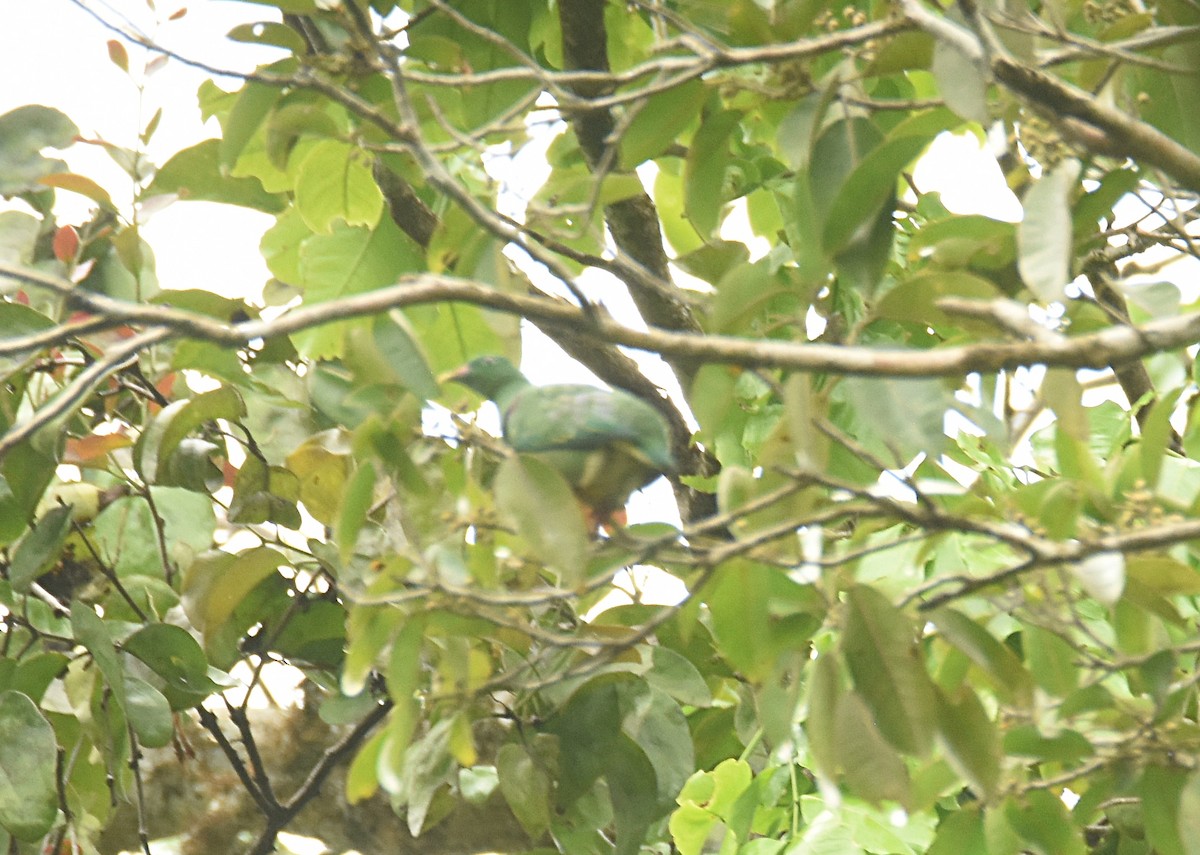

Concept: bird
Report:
left=449, top=355, right=677, bottom=525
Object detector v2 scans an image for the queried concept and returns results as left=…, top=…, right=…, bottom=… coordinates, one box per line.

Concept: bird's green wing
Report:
left=503, top=384, right=675, bottom=473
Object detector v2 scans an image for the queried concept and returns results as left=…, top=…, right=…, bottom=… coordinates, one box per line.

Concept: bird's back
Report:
left=503, top=384, right=675, bottom=473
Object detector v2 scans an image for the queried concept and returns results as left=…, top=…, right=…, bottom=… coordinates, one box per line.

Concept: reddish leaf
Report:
left=52, top=226, right=79, bottom=262
left=155, top=372, right=177, bottom=402
left=64, top=432, right=134, bottom=467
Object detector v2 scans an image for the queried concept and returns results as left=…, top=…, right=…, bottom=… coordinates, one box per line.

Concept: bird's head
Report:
left=445, top=355, right=528, bottom=401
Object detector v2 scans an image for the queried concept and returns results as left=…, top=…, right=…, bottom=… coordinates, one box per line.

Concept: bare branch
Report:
left=6, top=264, right=1200, bottom=395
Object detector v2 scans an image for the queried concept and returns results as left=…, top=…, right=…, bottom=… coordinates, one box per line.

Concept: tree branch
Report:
left=557, top=0, right=705, bottom=387
left=900, top=0, right=1200, bottom=191
left=6, top=263, right=1200, bottom=386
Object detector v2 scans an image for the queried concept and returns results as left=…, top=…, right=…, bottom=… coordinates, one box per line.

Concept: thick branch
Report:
left=6, top=264, right=1200, bottom=387
left=558, top=0, right=705, bottom=387
left=991, top=56, right=1200, bottom=191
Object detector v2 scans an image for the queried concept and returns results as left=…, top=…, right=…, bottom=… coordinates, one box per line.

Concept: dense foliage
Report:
left=1, top=0, right=1199, bottom=852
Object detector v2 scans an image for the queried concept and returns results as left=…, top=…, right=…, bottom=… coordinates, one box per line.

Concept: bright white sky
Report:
left=1, top=0, right=275, bottom=296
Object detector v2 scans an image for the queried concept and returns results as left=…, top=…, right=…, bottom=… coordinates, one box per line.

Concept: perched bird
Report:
left=449, top=356, right=677, bottom=524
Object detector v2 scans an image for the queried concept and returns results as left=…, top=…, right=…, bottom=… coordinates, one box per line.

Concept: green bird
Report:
left=450, top=356, right=677, bottom=524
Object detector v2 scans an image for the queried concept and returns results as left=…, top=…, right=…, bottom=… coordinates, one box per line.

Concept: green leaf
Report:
left=229, top=456, right=302, bottom=528
left=1005, top=790, right=1086, bottom=855
left=707, top=559, right=821, bottom=681
left=834, top=201, right=895, bottom=297
left=373, top=312, right=440, bottom=401
left=711, top=259, right=795, bottom=335
left=833, top=798, right=938, bottom=852
left=842, top=585, right=936, bottom=756
left=935, top=686, right=1000, bottom=798
left=777, top=94, right=823, bottom=171
left=294, top=139, right=384, bottom=233
left=0, top=212, right=41, bottom=268
left=408, top=302, right=519, bottom=378
left=669, top=801, right=717, bottom=855
left=1179, top=770, right=1200, bottom=855
left=398, top=716, right=456, bottom=835
left=1142, top=765, right=1187, bottom=855
left=346, top=727, right=386, bottom=803
left=1002, top=725, right=1094, bottom=763
left=10, top=653, right=67, bottom=704
left=685, top=109, right=740, bottom=237
left=336, top=463, right=376, bottom=563
left=1122, top=280, right=1181, bottom=321
left=227, top=21, right=307, bottom=52
left=1141, top=386, right=1185, bottom=488
left=805, top=652, right=841, bottom=777
left=931, top=39, right=987, bottom=123
left=286, top=430, right=352, bottom=527
left=458, top=765, right=497, bottom=805
left=343, top=606, right=392, bottom=698
left=92, top=488, right=216, bottom=578
left=875, top=271, right=1002, bottom=332
left=269, top=597, right=346, bottom=670
left=1074, top=166, right=1140, bottom=231
left=497, top=741, right=554, bottom=837
left=906, top=214, right=1017, bottom=272
left=137, top=386, right=246, bottom=485
left=181, top=547, right=287, bottom=659
left=705, top=758, right=753, bottom=818
left=928, top=807, right=987, bottom=855
left=809, top=117, right=884, bottom=226
left=1018, top=159, right=1080, bottom=303
left=1127, top=555, right=1200, bottom=596
left=0, top=691, right=58, bottom=841
left=1022, top=625, right=1078, bottom=696
left=643, top=647, right=712, bottom=707
left=0, top=105, right=78, bottom=195
left=654, top=162, right=704, bottom=255
left=124, top=675, right=174, bottom=748
left=786, top=806, right=865, bottom=854
left=294, top=218, right=423, bottom=359
left=386, top=616, right=426, bottom=707
left=839, top=376, right=950, bottom=463
left=618, top=683, right=695, bottom=807
left=9, top=504, right=73, bottom=594
left=983, top=802, right=1023, bottom=855
left=822, top=108, right=955, bottom=253
left=598, top=737, right=661, bottom=855
left=0, top=444, right=57, bottom=547
left=146, top=139, right=286, bottom=212
left=620, top=78, right=707, bottom=169
left=494, top=455, right=589, bottom=587
left=164, top=439, right=223, bottom=492
left=544, top=677, right=624, bottom=807
left=122, top=623, right=228, bottom=706
left=930, top=608, right=1034, bottom=706
left=220, top=81, right=281, bottom=169
left=71, top=601, right=125, bottom=705
left=705, top=557, right=772, bottom=677
left=833, top=690, right=913, bottom=805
